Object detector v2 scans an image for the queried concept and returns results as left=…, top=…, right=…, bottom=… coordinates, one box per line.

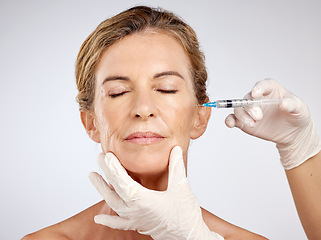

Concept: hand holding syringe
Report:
left=210, top=79, right=320, bottom=171
left=203, top=81, right=321, bottom=239
left=203, top=98, right=281, bottom=108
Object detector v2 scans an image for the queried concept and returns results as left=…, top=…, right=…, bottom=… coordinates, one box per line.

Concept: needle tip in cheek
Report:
left=191, top=103, right=203, bottom=107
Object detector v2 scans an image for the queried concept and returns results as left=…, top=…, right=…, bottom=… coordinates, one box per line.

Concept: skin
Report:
left=285, top=151, right=321, bottom=240
left=22, top=31, right=268, bottom=239
left=82, top=31, right=209, bottom=190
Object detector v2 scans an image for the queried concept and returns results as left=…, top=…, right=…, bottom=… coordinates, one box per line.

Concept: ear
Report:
left=80, top=110, right=101, bottom=143
left=190, top=105, right=211, bottom=140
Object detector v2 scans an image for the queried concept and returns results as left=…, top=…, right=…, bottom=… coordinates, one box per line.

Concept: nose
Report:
left=131, top=91, right=158, bottom=120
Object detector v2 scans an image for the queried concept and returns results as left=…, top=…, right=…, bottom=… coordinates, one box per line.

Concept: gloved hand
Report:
left=89, top=146, right=224, bottom=240
left=225, top=79, right=321, bottom=170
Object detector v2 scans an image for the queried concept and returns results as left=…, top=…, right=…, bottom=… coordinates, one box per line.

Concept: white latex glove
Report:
left=89, top=146, right=224, bottom=240
left=225, top=79, right=321, bottom=170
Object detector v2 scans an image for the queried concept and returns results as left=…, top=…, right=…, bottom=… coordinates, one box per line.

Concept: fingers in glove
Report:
left=97, top=153, right=112, bottom=182
left=234, top=107, right=256, bottom=128
left=225, top=113, right=248, bottom=129
left=225, top=114, right=236, bottom=128
left=225, top=108, right=262, bottom=129
left=241, top=92, right=263, bottom=121
left=280, top=96, right=305, bottom=114
left=94, top=214, right=137, bottom=231
left=168, top=146, right=187, bottom=188
left=99, top=152, right=143, bottom=202
left=251, top=78, right=280, bottom=99
left=246, top=106, right=263, bottom=121
left=89, top=172, right=125, bottom=213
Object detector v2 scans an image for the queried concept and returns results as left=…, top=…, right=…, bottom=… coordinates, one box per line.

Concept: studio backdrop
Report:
left=1, top=0, right=320, bottom=239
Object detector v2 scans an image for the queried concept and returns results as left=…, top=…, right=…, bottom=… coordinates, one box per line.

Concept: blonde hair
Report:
left=75, top=6, right=208, bottom=111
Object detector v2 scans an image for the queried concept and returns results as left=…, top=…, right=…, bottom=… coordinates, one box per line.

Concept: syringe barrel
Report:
left=215, top=99, right=262, bottom=108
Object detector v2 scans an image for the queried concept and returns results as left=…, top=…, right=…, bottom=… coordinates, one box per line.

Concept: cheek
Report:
left=159, top=100, right=196, bottom=142
left=95, top=107, right=127, bottom=153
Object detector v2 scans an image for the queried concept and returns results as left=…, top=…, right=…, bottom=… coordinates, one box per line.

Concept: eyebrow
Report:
left=101, top=71, right=184, bottom=86
left=102, top=76, right=130, bottom=85
left=154, top=71, right=184, bottom=80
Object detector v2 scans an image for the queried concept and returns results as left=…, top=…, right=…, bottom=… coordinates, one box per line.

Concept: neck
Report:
left=126, top=151, right=188, bottom=191
left=128, top=168, right=169, bottom=191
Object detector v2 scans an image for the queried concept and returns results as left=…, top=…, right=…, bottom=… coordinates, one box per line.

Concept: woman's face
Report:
left=85, top=31, right=209, bottom=178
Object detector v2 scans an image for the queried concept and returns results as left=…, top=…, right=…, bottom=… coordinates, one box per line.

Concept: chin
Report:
left=115, top=146, right=171, bottom=176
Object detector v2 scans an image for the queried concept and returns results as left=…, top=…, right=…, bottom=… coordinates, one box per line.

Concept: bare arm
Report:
left=285, top=151, right=321, bottom=240
left=205, top=151, right=320, bottom=240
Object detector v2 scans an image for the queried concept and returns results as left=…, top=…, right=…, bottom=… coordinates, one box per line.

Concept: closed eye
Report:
left=109, top=91, right=129, bottom=98
left=157, top=89, right=178, bottom=94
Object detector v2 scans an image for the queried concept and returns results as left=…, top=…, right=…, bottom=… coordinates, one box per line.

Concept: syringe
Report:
left=203, top=98, right=281, bottom=108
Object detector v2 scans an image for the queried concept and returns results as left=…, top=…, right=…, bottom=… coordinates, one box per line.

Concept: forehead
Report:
left=95, top=30, right=192, bottom=78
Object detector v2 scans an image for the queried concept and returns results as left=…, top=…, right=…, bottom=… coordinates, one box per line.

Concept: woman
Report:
left=23, top=6, right=321, bottom=240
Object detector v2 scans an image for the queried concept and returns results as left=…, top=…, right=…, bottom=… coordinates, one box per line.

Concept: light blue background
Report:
left=1, top=0, right=320, bottom=239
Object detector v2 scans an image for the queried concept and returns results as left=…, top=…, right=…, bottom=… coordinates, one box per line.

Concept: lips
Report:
left=124, top=132, right=164, bottom=145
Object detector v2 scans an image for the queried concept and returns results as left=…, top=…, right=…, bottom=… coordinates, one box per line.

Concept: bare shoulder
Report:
left=21, top=201, right=110, bottom=240
left=21, top=226, right=71, bottom=240
left=201, top=207, right=269, bottom=240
